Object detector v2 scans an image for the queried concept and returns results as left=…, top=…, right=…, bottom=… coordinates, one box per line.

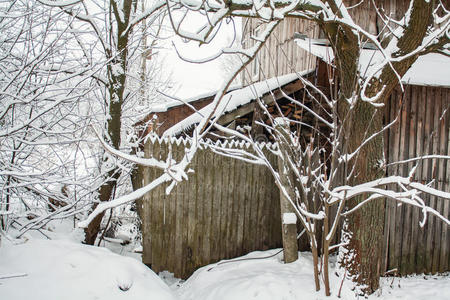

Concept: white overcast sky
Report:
left=159, top=14, right=242, bottom=99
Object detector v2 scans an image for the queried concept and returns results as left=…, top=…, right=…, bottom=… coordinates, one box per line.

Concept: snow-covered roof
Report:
left=295, top=38, right=450, bottom=88
left=151, top=85, right=242, bottom=113
left=164, top=71, right=311, bottom=137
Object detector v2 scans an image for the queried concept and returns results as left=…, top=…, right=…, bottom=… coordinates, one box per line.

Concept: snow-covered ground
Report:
left=1, top=222, right=449, bottom=300
left=175, top=250, right=450, bottom=300
left=0, top=237, right=175, bottom=300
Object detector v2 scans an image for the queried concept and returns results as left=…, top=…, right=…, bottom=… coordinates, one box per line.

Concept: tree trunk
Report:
left=320, top=16, right=386, bottom=294
left=83, top=86, right=123, bottom=245
left=339, top=100, right=385, bottom=294
left=336, top=1, right=436, bottom=292
left=84, top=170, right=120, bottom=244
left=84, top=0, right=133, bottom=245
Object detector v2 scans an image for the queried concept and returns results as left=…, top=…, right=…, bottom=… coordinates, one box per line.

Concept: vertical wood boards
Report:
left=139, top=139, right=282, bottom=279
left=384, top=86, right=450, bottom=275
left=137, top=86, right=449, bottom=278
left=241, top=17, right=320, bottom=86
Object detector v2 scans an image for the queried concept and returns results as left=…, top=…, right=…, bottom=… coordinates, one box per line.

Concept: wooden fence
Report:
left=138, top=138, right=282, bottom=279
left=383, top=85, right=450, bottom=274
left=136, top=86, right=449, bottom=278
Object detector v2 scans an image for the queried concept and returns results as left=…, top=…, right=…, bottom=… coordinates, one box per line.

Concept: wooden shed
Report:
left=135, top=0, right=449, bottom=278
left=135, top=72, right=313, bottom=279
left=135, top=63, right=449, bottom=278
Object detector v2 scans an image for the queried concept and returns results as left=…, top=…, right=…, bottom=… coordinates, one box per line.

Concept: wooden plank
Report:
left=202, top=150, right=213, bottom=266
left=174, top=142, right=184, bottom=277
left=407, top=86, right=419, bottom=275
left=148, top=141, right=157, bottom=271
left=141, top=140, right=152, bottom=267
left=180, top=143, right=191, bottom=278
left=241, top=152, right=253, bottom=254
left=232, top=154, right=243, bottom=257
left=260, top=151, right=272, bottom=250
left=416, top=86, right=428, bottom=274
left=432, top=89, right=443, bottom=273
left=151, top=140, right=163, bottom=273
left=185, top=146, right=199, bottom=276
left=439, top=89, right=450, bottom=272
left=438, top=89, right=449, bottom=272
left=270, top=151, right=282, bottom=249
left=247, top=161, right=259, bottom=253
left=398, top=86, right=411, bottom=275
left=255, top=152, right=266, bottom=249
left=194, top=146, right=205, bottom=271
left=209, top=144, right=221, bottom=263
left=219, top=154, right=230, bottom=259
left=226, top=152, right=237, bottom=259
left=160, top=141, right=170, bottom=273
left=412, top=86, right=425, bottom=274
left=167, top=142, right=178, bottom=275
left=393, top=88, right=406, bottom=271
left=424, top=87, right=437, bottom=273
left=236, top=156, right=247, bottom=256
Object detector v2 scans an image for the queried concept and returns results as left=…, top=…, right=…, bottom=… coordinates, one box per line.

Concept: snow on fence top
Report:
left=145, top=133, right=278, bottom=151
left=163, top=71, right=312, bottom=137
left=295, top=38, right=450, bottom=88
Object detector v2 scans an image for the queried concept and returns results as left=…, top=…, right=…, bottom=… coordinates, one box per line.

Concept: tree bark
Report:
left=340, top=101, right=385, bottom=294
left=84, top=0, right=134, bottom=245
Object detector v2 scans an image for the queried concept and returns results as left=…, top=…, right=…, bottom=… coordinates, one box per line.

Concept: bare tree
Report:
left=0, top=0, right=175, bottom=243
left=0, top=0, right=99, bottom=235
left=35, top=0, right=175, bottom=244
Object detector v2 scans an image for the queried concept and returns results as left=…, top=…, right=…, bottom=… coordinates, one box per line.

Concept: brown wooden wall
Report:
left=241, top=0, right=411, bottom=85
left=135, top=97, right=214, bottom=138
left=241, top=18, right=319, bottom=85
left=139, top=138, right=282, bottom=279
left=383, top=85, right=450, bottom=274
left=137, top=85, right=449, bottom=278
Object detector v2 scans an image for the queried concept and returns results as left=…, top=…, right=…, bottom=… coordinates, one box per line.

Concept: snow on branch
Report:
left=37, top=0, right=81, bottom=7
left=327, top=176, right=450, bottom=226
left=78, top=173, right=170, bottom=228
left=386, top=155, right=450, bottom=166
left=92, top=127, right=172, bottom=170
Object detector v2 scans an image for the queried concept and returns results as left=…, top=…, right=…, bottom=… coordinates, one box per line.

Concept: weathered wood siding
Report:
left=241, top=18, right=319, bottom=85
left=135, top=97, right=214, bottom=137
left=139, top=138, right=282, bottom=279
left=241, top=0, right=410, bottom=85
left=137, top=85, right=449, bottom=278
left=136, top=1, right=449, bottom=278
left=383, top=85, right=450, bottom=274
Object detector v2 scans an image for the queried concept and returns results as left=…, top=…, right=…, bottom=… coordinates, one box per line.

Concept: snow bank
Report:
left=177, top=250, right=323, bottom=300
left=0, top=238, right=176, bottom=300
left=175, top=249, right=450, bottom=300
left=1, top=227, right=448, bottom=300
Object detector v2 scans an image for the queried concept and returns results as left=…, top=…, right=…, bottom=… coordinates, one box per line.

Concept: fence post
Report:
left=274, top=118, right=298, bottom=263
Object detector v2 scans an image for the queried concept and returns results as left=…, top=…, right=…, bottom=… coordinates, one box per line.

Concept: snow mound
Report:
left=0, top=239, right=176, bottom=300
left=176, top=250, right=317, bottom=300
left=176, top=249, right=450, bottom=300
